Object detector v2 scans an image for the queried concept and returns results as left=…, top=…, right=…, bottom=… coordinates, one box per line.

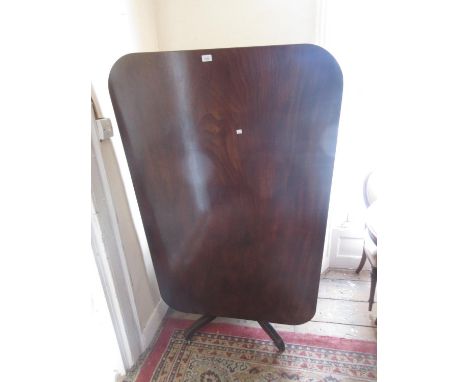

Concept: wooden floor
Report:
left=169, top=268, right=377, bottom=341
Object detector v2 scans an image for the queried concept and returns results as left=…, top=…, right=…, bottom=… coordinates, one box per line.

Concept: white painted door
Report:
left=328, top=223, right=367, bottom=270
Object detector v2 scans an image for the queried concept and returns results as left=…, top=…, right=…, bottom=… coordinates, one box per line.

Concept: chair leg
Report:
left=368, top=266, right=377, bottom=311
left=356, top=250, right=367, bottom=274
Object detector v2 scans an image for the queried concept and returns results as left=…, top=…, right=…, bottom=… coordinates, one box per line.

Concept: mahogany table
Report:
left=109, top=44, right=342, bottom=351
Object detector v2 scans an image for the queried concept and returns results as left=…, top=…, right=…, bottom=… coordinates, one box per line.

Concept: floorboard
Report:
left=322, top=269, right=372, bottom=281
left=318, top=278, right=377, bottom=302
left=168, top=268, right=377, bottom=341
left=313, top=299, right=376, bottom=327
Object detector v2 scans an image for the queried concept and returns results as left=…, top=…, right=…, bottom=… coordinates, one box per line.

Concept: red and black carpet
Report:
left=132, top=318, right=377, bottom=381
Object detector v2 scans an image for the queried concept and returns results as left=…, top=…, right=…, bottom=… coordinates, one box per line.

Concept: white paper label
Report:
left=236, top=129, right=243, bottom=135
left=201, top=54, right=212, bottom=62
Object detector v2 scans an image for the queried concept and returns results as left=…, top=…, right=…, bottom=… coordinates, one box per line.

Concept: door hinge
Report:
left=95, top=118, right=113, bottom=141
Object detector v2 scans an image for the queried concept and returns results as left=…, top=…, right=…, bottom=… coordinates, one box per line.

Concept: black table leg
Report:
left=368, top=266, right=377, bottom=311
left=258, top=321, right=286, bottom=352
left=183, top=314, right=216, bottom=341
left=184, top=315, right=286, bottom=352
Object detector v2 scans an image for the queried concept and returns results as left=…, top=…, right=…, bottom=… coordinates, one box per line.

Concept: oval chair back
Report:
left=363, top=171, right=378, bottom=208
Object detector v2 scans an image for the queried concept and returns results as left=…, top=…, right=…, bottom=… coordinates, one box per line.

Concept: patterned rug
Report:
left=133, top=318, right=376, bottom=382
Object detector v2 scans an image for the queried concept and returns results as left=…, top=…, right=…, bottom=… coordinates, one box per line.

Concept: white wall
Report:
left=322, top=1, right=382, bottom=227
left=320, top=1, right=384, bottom=268
left=154, top=0, right=322, bottom=51
left=91, top=1, right=161, bottom=289
left=91, top=0, right=167, bottom=369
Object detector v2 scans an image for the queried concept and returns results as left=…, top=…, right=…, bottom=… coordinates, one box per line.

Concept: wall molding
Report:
left=140, top=299, right=168, bottom=351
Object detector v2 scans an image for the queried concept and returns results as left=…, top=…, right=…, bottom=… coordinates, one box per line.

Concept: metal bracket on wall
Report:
left=95, top=118, right=113, bottom=141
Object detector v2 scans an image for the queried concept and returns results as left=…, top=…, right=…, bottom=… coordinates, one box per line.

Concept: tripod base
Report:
left=258, top=321, right=286, bottom=352
left=183, top=314, right=216, bottom=341
left=183, top=314, right=286, bottom=352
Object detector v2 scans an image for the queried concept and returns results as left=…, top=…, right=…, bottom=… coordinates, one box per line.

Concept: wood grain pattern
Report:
left=109, top=44, right=342, bottom=325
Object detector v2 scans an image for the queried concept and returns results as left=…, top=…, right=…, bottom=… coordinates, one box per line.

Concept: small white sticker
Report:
left=236, top=129, right=242, bottom=135
left=201, top=54, right=212, bottom=62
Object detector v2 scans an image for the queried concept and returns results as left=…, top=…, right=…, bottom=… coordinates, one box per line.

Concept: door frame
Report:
left=91, top=105, right=142, bottom=369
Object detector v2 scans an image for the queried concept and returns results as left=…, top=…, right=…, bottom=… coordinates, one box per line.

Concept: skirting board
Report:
left=140, top=298, right=168, bottom=351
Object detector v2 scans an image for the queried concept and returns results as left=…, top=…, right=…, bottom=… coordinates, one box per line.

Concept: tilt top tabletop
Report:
left=109, top=44, right=343, bottom=350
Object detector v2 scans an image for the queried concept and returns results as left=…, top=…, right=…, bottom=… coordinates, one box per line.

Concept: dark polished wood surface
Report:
left=109, top=44, right=342, bottom=325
